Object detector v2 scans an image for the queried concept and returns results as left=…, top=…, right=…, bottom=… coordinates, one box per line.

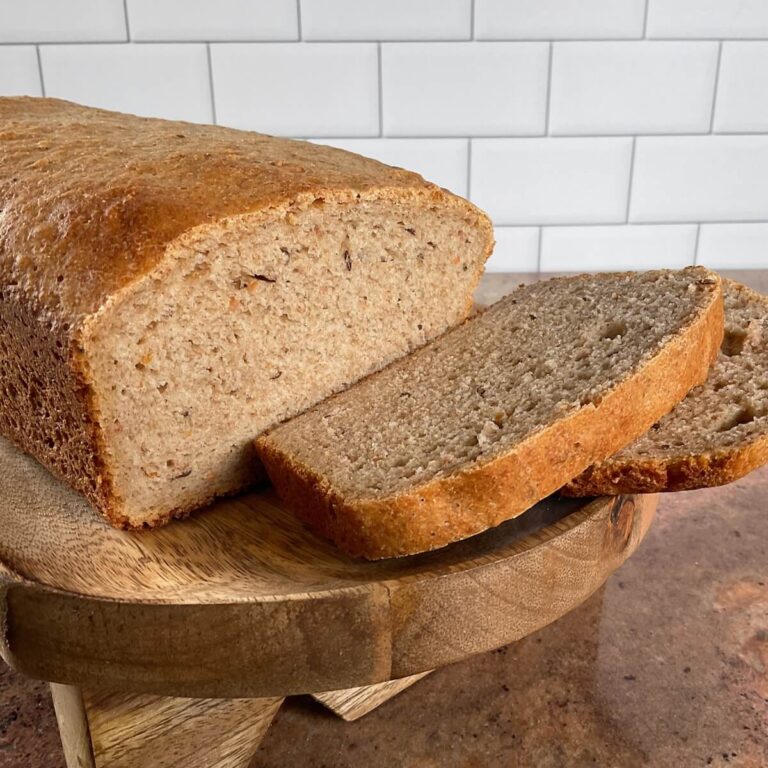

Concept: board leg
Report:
left=313, top=671, right=433, bottom=721
left=50, top=683, right=95, bottom=768
left=50, top=684, right=283, bottom=768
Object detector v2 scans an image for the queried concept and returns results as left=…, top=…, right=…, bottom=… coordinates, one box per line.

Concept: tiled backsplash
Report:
left=1, top=0, right=767, bottom=272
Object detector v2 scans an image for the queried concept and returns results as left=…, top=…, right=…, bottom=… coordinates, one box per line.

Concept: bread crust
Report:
left=561, top=435, right=768, bottom=496
left=0, top=299, right=115, bottom=514
left=0, top=98, right=492, bottom=526
left=1, top=98, right=478, bottom=325
left=257, top=272, right=725, bottom=559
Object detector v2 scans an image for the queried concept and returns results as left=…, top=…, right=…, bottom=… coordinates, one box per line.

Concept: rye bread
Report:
left=0, top=97, right=493, bottom=529
left=256, top=268, right=724, bottom=559
left=564, top=279, right=768, bottom=496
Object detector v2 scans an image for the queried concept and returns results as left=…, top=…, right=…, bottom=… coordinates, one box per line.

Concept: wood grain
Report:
left=0, top=437, right=657, bottom=698
left=388, top=493, right=655, bottom=676
left=80, top=690, right=282, bottom=768
left=313, top=672, right=432, bottom=721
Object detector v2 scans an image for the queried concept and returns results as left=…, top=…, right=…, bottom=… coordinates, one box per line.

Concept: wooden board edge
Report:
left=387, top=493, right=658, bottom=677
left=0, top=495, right=657, bottom=698
left=2, top=583, right=393, bottom=699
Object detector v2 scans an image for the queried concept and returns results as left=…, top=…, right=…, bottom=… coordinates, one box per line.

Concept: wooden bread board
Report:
left=0, top=437, right=657, bottom=699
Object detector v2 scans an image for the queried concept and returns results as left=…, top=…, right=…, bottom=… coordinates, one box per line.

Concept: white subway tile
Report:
left=40, top=44, right=212, bottom=123
left=127, top=0, right=297, bottom=41
left=382, top=42, right=547, bottom=137
left=475, top=0, right=645, bottom=40
left=0, top=0, right=125, bottom=43
left=715, top=43, right=768, bottom=132
left=647, top=0, right=768, bottom=38
left=301, top=0, right=470, bottom=40
left=540, top=225, right=697, bottom=271
left=486, top=227, right=539, bottom=272
left=0, top=46, right=42, bottom=96
left=631, top=136, right=768, bottom=222
left=550, top=42, right=718, bottom=135
left=471, top=138, right=632, bottom=225
left=698, top=224, right=768, bottom=269
left=212, top=43, right=378, bottom=136
left=313, top=139, right=468, bottom=196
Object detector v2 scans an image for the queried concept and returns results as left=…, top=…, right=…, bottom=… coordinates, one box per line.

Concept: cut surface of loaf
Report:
left=0, top=97, right=493, bottom=528
left=564, top=279, right=768, bottom=496
left=256, top=268, right=724, bottom=559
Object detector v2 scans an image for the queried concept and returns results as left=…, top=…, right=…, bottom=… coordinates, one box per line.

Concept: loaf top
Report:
left=0, top=97, right=466, bottom=328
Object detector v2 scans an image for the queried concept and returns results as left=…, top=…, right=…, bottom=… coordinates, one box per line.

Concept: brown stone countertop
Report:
left=1, top=270, right=767, bottom=768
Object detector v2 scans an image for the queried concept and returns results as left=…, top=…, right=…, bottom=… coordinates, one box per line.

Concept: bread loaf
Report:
left=0, top=97, right=493, bottom=529
left=563, top=279, right=768, bottom=495
left=256, top=268, right=724, bottom=559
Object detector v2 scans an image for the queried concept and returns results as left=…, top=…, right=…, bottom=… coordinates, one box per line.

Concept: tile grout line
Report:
left=295, top=131, right=768, bottom=139
left=35, top=44, right=45, bottom=96
left=8, top=37, right=768, bottom=45
left=625, top=137, right=637, bottom=223
left=466, top=139, right=472, bottom=200
left=709, top=41, right=723, bottom=132
left=490, top=220, right=766, bottom=228
left=296, top=0, right=302, bottom=40
left=469, top=0, right=476, bottom=40
left=544, top=42, right=553, bottom=135
left=377, top=43, right=383, bottom=137
left=122, top=0, right=131, bottom=41
left=206, top=43, right=217, bottom=125
left=536, top=226, right=543, bottom=273
left=642, top=0, right=650, bottom=38
left=693, top=223, right=702, bottom=265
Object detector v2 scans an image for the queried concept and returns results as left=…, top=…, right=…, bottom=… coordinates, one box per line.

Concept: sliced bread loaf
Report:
left=0, top=97, right=493, bottom=529
left=563, top=279, right=768, bottom=496
left=255, top=268, right=724, bottom=559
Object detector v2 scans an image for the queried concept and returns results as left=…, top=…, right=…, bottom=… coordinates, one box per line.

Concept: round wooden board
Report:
left=0, top=438, right=657, bottom=699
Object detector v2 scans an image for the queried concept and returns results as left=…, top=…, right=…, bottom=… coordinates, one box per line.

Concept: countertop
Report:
left=2, top=270, right=767, bottom=768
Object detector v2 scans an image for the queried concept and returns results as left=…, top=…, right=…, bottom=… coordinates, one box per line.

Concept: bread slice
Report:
left=563, top=279, right=768, bottom=496
left=256, top=268, right=724, bottom=559
left=0, top=97, right=493, bottom=529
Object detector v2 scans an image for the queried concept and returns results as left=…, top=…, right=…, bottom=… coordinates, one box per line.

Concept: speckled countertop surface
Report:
left=1, top=270, right=766, bottom=768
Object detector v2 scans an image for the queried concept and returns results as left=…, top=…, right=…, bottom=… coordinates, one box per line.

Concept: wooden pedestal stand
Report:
left=0, top=439, right=657, bottom=767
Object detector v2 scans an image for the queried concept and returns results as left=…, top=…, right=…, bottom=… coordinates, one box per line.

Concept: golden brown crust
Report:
left=0, top=97, right=473, bottom=326
left=257, top=275, right=725, bottom=559
left=0, top=97, right=491, bottom=527
left=562, top=432, right=768, bottom=496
